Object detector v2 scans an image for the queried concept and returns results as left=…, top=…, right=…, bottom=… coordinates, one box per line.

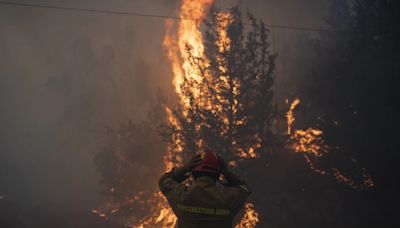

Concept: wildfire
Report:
left=131, top=0, right=216, bottom=227
left=135, top=193, right=177, bottom=228
left=129, top=2, right=217, bottom=225
left=216, top=11, right=233, bottom=74
left=286, top=98, right=300, bottom=135
left=164, top=106, right=185, bottom=170
left=237, top=146, right=259, bottom=159
left=93, top=0, right=377, bottom=223
left=162, top=0, right=260, bottom=227
left=94, top=1, right=264, bottom=226
left=235, top=203, right=260, bottom=228
left=163, top=0, right=213, bottom=102
left=290, top=129, right=327, bottom=157
left=286, top=98, right=374, bottom=189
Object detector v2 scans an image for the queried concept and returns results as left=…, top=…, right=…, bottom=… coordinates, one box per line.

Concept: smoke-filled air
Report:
left=1, top=0, right=399, bottom=227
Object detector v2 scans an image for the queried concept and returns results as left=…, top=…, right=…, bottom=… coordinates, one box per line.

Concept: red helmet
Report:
left=192, top=150, right=222, bottom=175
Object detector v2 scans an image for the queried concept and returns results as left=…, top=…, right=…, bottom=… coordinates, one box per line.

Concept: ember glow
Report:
left=235, top=203, right=259, bottom=228
left=135, top=193, right=177, bottom=227
left=235, top=203, right=260, bottom=228
left=286, top=99, right=374, bottom=189
left=286, top=98, right=300, bottom=135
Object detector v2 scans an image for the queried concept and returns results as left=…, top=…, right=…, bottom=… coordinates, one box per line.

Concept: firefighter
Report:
left=159, top=150, right=251, bottom=228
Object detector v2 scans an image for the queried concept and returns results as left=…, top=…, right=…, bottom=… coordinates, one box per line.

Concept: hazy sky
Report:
left=0, top=0, right=329, bottom=218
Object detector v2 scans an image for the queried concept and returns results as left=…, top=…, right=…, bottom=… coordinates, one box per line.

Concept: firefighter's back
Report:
left=172, top=176, right=246, bottom=228
left=158, top=152, right=251, bottom=228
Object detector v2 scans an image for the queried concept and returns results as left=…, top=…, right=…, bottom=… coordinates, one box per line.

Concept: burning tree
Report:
left=160, top=3, right=275, bottom=227
left=93, top=2, right=273, bottom=226
left=163, top=5, right=276, bottom=164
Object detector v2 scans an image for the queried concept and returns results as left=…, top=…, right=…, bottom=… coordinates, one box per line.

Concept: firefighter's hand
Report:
left=182, top=154, right=202, bottom=172
left=173, top=154, right=202, bottom=181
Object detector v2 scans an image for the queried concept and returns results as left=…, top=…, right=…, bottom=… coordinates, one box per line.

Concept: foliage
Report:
left=164, top=6, right=277, bottom=162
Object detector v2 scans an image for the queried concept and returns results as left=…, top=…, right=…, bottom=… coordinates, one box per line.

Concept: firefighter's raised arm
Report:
left=159, top=154, right=202, bottom=194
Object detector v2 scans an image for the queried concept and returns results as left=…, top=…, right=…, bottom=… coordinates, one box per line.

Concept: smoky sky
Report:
left=0, top=0, right=329, bottom=223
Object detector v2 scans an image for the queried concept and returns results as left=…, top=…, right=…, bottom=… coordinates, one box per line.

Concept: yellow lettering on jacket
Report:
left=177, top=204, right=230, bottom=216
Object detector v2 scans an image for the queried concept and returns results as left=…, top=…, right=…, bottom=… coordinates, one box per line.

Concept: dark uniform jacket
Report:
left=159, top=169, right=251, bottom=228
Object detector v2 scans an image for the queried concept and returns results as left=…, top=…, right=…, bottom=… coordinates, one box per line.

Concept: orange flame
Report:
left=286, top=98, right=374, bottom=189
left=291, top=128, right=327, bottom=157
left=162, top=0, right=260, bottom=227
left=286, top=98, right=300, bottom=135
left=235, top=203, right=260, bottom=228
left=94, top=1, right=261, bottom=226
left=133, top=1, right=217, bottom=227
left=135, top=193, right=177, bottom=227
left=164, top=0, right=213, bottom=102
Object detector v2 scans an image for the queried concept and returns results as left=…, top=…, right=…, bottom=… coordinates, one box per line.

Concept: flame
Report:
left=93, top=1, right=261, bottom=225
left=162, top=0, right=260, bottom=227
left=164, top=0, right=213, bottom=103
left=135, top=193, right=177, bottom=228
left=286, top=98, right=374, bottom=189
left=164, top=106, right=185, bottom=170
left=130, top=107, right=182, bottom=227
left=94, top=1, right=263, bottom=226
left=235, top=203, right=260, bottom=228
left=237, top=145, right=260, bottom=159
left=286, top=98, right=300, bottom=135
left=216, top=12, right=233, bottom=74
left=129, top=1, right=217, bottom=227
left=291, top=128, right=327, bottom=157
left=134, top=2, right=217, bottom=225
